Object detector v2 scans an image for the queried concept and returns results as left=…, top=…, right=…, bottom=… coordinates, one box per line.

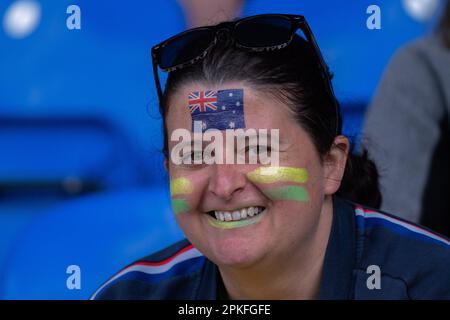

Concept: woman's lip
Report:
left=205, top=208, right=267, bottom=229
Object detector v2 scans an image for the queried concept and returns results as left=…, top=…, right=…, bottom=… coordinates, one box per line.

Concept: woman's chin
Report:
left=181, top=209, right=272, bottom=267
left=208, top=236, right=267, bottom=268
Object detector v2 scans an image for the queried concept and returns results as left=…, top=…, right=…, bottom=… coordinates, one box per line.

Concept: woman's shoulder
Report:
left=351, top=200, right=450, bottom=253
left=345, top=199, right=450, bottom=299
left=90, top=239, right=207, bottom=300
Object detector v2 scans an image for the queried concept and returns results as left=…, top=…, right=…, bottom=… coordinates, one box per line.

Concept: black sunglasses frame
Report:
left=151, top=14, right=341, bottom=135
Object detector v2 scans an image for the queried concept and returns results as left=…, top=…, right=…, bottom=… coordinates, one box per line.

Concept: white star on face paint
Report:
left=229, top=121, right=235, bottom=129
left=222, top=106, right=226, bottom=110
left=232, top=110, right=236, bottom=114
left=229, top=92, right=233, bottom=97
left=236, top=101, right=240, bottom=107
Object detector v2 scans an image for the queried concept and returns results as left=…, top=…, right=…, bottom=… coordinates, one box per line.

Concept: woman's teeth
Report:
left=213, top=206, right=265, bottom=222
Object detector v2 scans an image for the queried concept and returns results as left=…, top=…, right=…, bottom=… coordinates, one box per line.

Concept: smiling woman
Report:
left=91, top=14, right=450, bottom=300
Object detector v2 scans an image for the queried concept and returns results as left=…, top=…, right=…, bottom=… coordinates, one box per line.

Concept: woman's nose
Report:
left=208, top=164, right=246, bottom=201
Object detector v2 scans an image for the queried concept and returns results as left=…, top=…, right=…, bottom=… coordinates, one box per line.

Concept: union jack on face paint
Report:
left=188, top=89, right=245, bottom=132
left=188, top=91, right=218, bottom=113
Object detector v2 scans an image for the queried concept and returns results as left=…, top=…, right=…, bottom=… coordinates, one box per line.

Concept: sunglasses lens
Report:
left=158, top=28, right=215, bottom=69
left=235, top=16, right=293, bottom=48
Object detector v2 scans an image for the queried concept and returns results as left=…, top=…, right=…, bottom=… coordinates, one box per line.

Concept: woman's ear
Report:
left=323, top=135, right=349, bottom=195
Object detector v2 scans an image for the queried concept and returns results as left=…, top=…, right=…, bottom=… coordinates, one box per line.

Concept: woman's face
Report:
left=166, top=81, right=337, bottom=268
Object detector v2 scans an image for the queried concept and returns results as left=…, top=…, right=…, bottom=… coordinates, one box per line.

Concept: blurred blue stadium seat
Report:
left=0, top=115, right=152, bottom=189
left=0, top=185, right=184, bottom=299
left=0, top=114, right=159, bottom=285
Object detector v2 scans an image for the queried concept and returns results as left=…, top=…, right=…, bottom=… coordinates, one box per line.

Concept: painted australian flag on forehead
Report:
left=189, top=89, right=245, bottom=132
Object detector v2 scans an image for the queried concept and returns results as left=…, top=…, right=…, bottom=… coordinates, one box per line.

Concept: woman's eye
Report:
left=247, top=145, right=271, bottom=155
left=192, top=151, right=203, bottom=161
left=182, top=151, right=203, bottom=163
left=248, top=145, right=259, bottom=155
left=239, top=145, right=273, bottom=165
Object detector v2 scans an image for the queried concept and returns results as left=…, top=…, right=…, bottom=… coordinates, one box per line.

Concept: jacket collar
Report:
left=318, top=196, right=356, bottom=299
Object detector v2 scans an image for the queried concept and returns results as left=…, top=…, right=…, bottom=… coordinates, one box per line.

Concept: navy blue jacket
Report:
left=91, top=197, right=450, bottom=299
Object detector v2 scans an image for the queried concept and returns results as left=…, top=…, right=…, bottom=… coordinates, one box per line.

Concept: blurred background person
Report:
left=363, top=1, right=450, bottom=236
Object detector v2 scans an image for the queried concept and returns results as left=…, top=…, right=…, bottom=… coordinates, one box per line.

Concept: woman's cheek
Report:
left=169, top=177, right=193, bottom=215
left=246, top=166, right=310, bottom=203
left=169, top=175, right=206, bottom=215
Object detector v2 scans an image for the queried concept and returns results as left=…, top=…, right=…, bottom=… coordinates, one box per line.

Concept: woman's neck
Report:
left=218, top=196, right=334, bottom=300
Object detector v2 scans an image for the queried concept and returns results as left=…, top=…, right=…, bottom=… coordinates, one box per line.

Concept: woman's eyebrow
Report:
left=169, top=137, right=206, bottom=149
left=247, top=129, right=285, bottom=146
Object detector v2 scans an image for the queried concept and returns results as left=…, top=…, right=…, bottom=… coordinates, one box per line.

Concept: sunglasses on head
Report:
left=151, top=13, right=341, bottom=135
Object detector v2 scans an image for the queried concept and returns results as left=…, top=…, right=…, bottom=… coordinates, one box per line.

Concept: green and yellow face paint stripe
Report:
left=170, top=177, right=193, bottom=196
left=246, top=166, right=310, bottom=202
left=171, top=198, right=191, bottom=215
left=170, top=177, right=193, bottom=215
left=247, top=166, right=308, bottom=184
left=263, top=185, right=309, bottom=202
